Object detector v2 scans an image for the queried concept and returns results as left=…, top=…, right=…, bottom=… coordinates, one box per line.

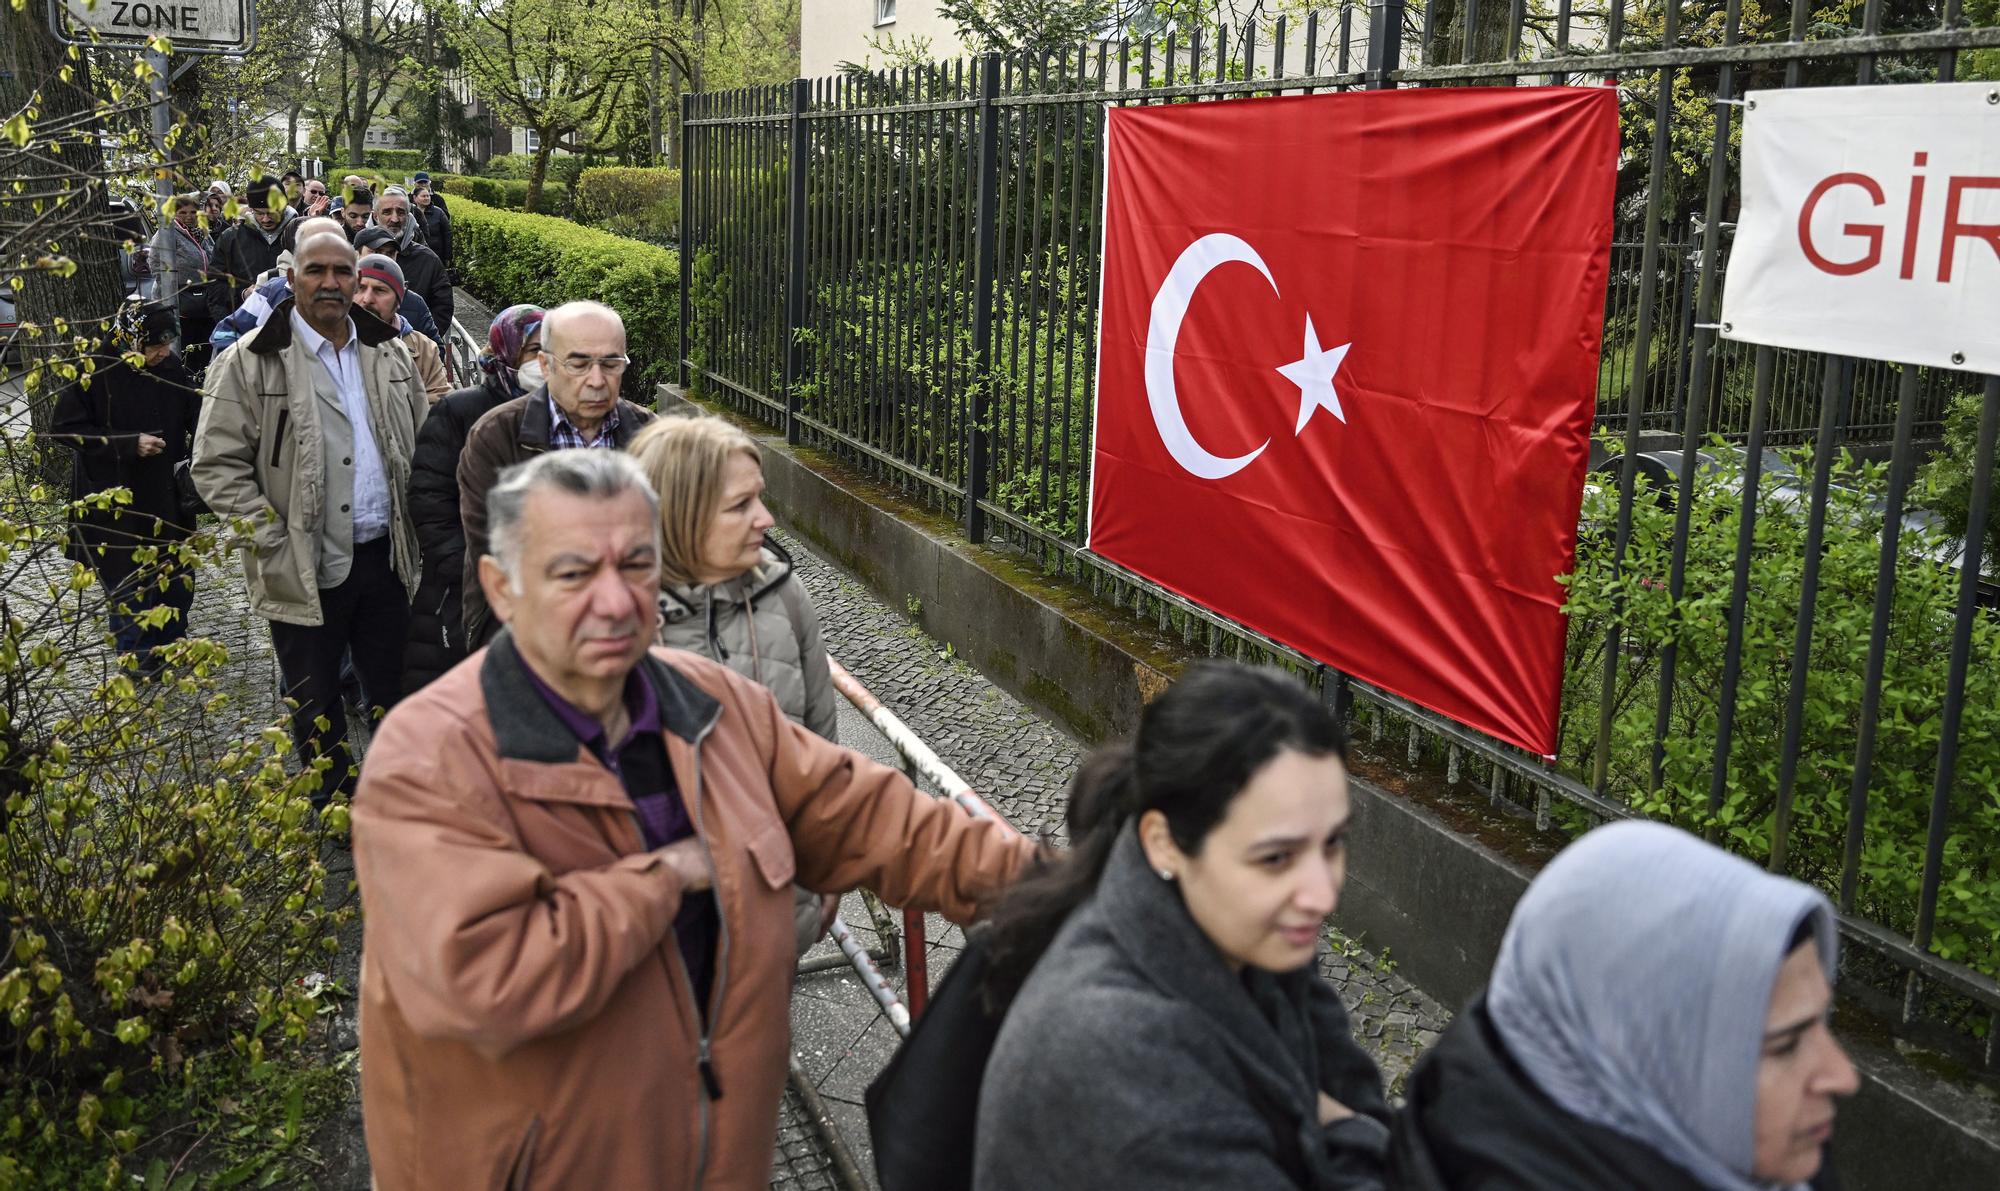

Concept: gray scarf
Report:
left=1486, top=820, right=1836, bottom=1191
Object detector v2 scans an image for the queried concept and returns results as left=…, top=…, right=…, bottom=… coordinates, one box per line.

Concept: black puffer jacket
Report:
left=403, top=372, right=516, bottom=690
left=1389, top=996, right=1841, bottom=1191
left=207, top=211, right=293, bottom=319
left=396, top=241, right=454, bottom=333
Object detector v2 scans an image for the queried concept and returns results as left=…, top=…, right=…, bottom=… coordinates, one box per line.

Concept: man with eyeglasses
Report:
left=292, top=177, right=331, bottom=220
left=456, top=300, right=655, bottom=648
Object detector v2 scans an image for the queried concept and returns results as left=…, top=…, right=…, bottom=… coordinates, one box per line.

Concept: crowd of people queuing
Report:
left=46, top=175, right=1865, bottom=1190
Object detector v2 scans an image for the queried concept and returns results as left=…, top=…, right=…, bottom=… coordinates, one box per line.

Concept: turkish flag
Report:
left=1086, top=86, right=1618, bottom=755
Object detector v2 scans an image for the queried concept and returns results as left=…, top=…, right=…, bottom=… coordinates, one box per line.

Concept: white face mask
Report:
left=516, top=357, right=546, bottom=391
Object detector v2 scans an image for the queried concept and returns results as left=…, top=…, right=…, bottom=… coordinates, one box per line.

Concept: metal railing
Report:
left=684, top=3, right=2000, bottom=1064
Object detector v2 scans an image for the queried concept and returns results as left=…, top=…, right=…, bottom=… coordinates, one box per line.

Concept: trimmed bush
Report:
left=361, top=148, right=427, bottom=173
left=433, top=174, right=571, bottom=218
left=449, top=194, right=678, bottom=399
left=575, top=168, right=680, bottom=243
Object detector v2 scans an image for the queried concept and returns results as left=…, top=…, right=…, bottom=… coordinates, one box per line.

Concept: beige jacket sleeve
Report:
left=351, top=710, right=690, bottom=1058
left=192, top=343, right=285, bottom=549
left=408, top=333, right=450, bottom=403
left=753, top=678, right=1037, bottom=922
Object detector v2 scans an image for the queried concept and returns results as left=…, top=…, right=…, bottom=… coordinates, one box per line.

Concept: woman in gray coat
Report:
left=973, top=662, right=1390, bottom=1191
left=630, top=413, right=840, bottom=955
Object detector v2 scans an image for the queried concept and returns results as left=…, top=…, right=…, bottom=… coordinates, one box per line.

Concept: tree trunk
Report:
left=0, top=4, right=131, bottom=483
left=524, top=137, right=555, bottom=213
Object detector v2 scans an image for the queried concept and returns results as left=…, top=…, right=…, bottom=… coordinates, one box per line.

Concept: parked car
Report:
left=1, top=197, right=155, bottom=362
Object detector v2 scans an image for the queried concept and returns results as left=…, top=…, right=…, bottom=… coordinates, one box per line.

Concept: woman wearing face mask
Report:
left=1389, top=819, right=1859, bottom=1190
left=402, top=304, right=545, bottom=691
left=627, top=413, right=843, bottom=958
left=972, top=662, right=1390, bottom=1191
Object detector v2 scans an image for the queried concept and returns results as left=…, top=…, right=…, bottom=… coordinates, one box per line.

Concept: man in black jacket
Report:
left=208, top=174, right=295, bottom=319
left=371, top=187, right=453, bottom=333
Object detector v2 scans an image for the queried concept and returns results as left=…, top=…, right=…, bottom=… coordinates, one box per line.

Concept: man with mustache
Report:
left=371, top=187, right=454, bottom=336
left=456, top=300, right=655, bottom=649
left=192, top=230, right=430, bottom=813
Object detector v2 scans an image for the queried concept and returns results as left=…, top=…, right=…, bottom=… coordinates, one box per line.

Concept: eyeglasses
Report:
left=551, top=354, right=631, bottom=377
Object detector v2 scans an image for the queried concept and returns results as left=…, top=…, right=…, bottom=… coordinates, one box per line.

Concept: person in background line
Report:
left=629, top=414, right=842, bottom=957
left=974, top=661, right=1391, bottom=1191
left=280, top=170, right=304, bottom=212
left=209, top=174, right=296, bottom=320
left=150, top=193, right=216, bottom=371
left=351, top=447, right=1037, bottom=1189
left=351, top=226, right=442, bottom=345
left=371, top=187, right=453, bottom=334
left=411, top=182, right=453, bottom=276
left=49, top=301, right=203, bottom=675
left=339, top=187, right=375, bottom=242
left=1388, top=819, right=1858, bottom=1191
left=353, top=253, right=449, bottom=402
left=208, top=216, right=350, bottom=356
left=403, top=303, right=545, bottom=692
left=411, top=170, right=449, bottom=217
left=293, top=177, right=331, bottom=220
left=456, top=300, right=655, bottom=649
left=202, top=181, right=229, bottom=227
left=192, top=230, right=429, bottom=811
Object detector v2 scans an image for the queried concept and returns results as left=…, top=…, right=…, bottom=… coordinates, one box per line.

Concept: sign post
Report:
left=1720, top=82, right=1999, bottom=372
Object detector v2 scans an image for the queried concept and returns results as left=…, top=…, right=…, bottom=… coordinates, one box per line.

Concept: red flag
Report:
left=1086, top=87, right=1618, bottom=755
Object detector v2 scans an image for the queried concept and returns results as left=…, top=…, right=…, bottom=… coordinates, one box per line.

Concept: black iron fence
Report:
left=683, top=4, right=2000, bottom=1060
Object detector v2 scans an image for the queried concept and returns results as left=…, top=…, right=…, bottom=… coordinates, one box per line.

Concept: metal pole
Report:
left=783, top=77, right=808, bottom=446
left=147, top=47, right=173, bottom=332
left=965, top=53, right=1001, bottom=545
left=1367, top=0, right=1407, bottom=88
left=678, top=91, right=694, bottom=389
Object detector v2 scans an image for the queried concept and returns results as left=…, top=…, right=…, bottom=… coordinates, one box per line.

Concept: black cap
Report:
left=119, top=300, right=179, bottom=347
left=413, top=171, right=431, bottom=182
left=353, top=226, right=397, bottom=253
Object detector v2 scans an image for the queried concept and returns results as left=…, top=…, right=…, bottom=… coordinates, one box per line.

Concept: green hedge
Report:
left=575, top=167, right=680, bottom=244
left=362, top=148, right=428, bottom=172
left=450, top=194, right=677, bottom=399
left=434, top=173, right=573, bottom=218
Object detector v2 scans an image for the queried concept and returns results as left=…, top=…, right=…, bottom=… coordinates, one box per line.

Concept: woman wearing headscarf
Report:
left=1389, top=819, right=1859, bottom=1190
left=49, top=301, right=204, bottom=674
left=401, top=304, right=545, bottom=690
left=969, top=662, right=1390, bottom=1191
left=627, top=413, right=842, bottom=958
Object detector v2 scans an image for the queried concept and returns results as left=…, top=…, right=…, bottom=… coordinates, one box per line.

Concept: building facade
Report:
left=801, top=0, right=965, bottom=79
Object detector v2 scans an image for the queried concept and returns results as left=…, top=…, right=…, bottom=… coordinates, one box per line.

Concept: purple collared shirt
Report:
left=520, top=660, right=716, bottom=1013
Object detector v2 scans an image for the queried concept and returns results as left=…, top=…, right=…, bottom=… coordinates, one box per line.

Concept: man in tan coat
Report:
left=194, top=229, right=427, bottom=808
left=351, top=448, right=1037, bottom=1189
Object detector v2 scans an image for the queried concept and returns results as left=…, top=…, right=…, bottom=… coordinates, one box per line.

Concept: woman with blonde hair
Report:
left=628, top=413, right=840, bottom=954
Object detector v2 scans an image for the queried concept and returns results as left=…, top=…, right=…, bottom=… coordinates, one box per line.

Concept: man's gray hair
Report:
left=486, top=449, right=661, bottom=589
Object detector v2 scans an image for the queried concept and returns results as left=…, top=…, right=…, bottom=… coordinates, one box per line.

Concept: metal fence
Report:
left=682, top=4, right=2000, bottom=1061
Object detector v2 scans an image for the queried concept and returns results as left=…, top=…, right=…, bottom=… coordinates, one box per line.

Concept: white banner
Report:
left=1720, top=82, right=1999, bottom=373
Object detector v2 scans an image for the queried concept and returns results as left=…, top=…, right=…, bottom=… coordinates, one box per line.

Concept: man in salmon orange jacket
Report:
left=352, top=447, right=1038, bottom=1188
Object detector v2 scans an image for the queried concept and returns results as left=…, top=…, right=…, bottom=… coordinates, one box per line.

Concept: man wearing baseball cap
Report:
left=355, top=254, right=449, bottom=402
left=352, top=227, right=443, bottom=344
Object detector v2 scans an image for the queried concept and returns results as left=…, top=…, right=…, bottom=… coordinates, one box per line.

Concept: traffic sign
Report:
left=49, top=0, right=254, bottom=54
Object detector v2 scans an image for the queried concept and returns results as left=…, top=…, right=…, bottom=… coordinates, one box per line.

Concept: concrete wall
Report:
left=659, top=383, right=2000, bottom=1189
left=801, top=0, right=967, bottom=79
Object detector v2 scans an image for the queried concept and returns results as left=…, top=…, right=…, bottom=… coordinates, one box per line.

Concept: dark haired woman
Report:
left=973, top=662, right=1390, bottom=1190
left=1389, top=819, right=1858, bottom=1190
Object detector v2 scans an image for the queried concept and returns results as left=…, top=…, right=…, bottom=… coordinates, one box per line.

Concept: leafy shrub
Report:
left=449, top=195, right=678, bottom=399
left=575, top=168, right=680, bottom=241
left=0, top=439, right=352, bottom=1185
left=431, top=174, right=570, bottom=218
left=481, top=154, right=590, bottom=189
left=359, top=149, right=427, bottom=173
left=1920, top=386, right=2000, bottom=575
left=1560, top=443, right=2000, bottom=977
left=480, top=153, right=535, bottom=180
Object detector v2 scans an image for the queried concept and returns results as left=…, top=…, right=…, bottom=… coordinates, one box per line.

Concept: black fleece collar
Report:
left=479, top=630, right=721, bottom=762
left=248, top=297, right=400, bottom=355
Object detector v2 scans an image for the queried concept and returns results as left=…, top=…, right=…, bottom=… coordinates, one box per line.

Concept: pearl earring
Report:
left=1156, top=868, right=1175, bottom=882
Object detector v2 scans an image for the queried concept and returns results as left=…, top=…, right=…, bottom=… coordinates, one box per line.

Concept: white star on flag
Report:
left=1275, top=315, right=1352, bottom=433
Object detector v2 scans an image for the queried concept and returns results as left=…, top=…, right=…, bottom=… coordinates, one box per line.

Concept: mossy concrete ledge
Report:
left=658, top=383, right=2000, bottom=1190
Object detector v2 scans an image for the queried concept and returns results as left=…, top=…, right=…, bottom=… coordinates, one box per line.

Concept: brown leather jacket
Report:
left=352, top=635, right=1035, bottom=1190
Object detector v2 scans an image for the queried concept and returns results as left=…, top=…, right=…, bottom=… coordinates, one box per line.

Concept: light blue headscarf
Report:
left=1486, top=820, right=1838, bottom=1191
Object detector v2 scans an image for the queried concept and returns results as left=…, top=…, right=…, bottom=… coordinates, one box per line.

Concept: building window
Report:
left=525, top=129, right=540, bottom=153
left=875, top=0, right=895, bottom=26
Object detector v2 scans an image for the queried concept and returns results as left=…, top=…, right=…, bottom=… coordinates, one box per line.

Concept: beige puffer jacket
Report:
left=657, top=538, right=837, bottom=743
